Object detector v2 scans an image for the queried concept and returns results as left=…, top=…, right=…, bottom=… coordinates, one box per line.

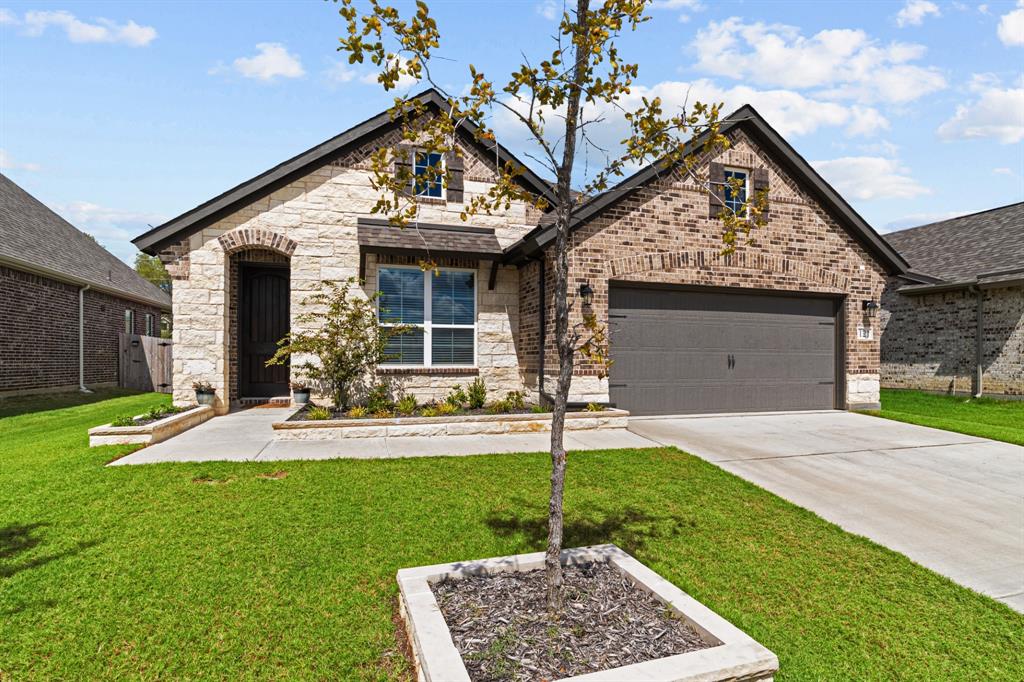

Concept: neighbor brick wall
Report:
left=0, top=264, right=163, bottom=393
left=881, top=280, right=1023, bottom=395
left=521, top=129, right=888, bottom=406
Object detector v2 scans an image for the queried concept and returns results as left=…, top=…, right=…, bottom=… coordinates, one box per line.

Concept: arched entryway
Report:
left=220, top=230, right=296, bottom=404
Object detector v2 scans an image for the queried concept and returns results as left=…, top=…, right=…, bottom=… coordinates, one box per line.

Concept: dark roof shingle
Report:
left=0, top=173, right=171, bottom=309
left=883, top=202, right=1024, bottom=283
left=357, top=219, right=502, bottom=258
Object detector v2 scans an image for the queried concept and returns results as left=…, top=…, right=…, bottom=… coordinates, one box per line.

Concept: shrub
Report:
left=505, top=391, right=525, bottom=410
left=467, top=377, right=487, bottom=409
left=445, top=385, right=468, bottom=408
left=436, top=401, right=460, bottom=416
left=365, top=381, right=394, bottom=414
left=420, top=402, right=440, bottom=418
left=530, top=403, right=552, bottom=414
left=486, top=399, right=511, bottom=415
left=371, top=408, right=394, bottom=419
left=395, top=394, right=418, bottom=416
left=110, top=414, right=137, bottom=427
left=346, top=406, right=368, bottom=418
left=265, top=279, right=411, bottom=410
left=585, top=402, right=605, bottom=412
left=306, top=406, right=332, bottom=420
left=146, top=405, right=168, bottom=420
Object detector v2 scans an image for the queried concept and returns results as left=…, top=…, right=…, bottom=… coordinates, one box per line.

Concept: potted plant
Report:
left=192, top=380, right=216, bottom=406
left=290, top=381, right=311, bottom=405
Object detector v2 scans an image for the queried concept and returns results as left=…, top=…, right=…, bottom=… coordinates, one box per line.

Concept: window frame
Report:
left=723, top=166, right=750, bottom=218
left=124, top=309, right=135, bottom=335
left=377, top=264, right=477, bottom=368
left=144, top=313, right=155, bottom=337
left=412, top=148, right=446, bottom=200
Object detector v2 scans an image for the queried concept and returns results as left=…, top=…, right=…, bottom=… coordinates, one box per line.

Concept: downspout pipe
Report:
left=969, top=285, right=983, bottom=398
left=79, top=284, right=93, bottom=393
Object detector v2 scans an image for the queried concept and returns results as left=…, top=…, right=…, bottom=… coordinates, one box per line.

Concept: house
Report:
left=881, top=203, right=1023, bottom=397
left=0, top=173, right=172, bottom=396
left=132, top=89, right=907, bottom=416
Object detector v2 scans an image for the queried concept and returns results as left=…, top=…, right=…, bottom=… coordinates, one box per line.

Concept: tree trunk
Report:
left=545, top=0, right=590, bottom=617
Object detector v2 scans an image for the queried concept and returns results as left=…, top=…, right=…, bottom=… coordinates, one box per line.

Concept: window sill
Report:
left=414, top=196, right=447, bottom=206
left=378, top=367, right=479, bottom=376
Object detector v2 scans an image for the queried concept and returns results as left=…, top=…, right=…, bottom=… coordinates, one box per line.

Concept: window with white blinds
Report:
left=378, top=266, right=476, bottom=366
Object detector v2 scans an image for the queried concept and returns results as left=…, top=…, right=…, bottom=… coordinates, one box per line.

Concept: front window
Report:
left=723, top=168, right=748, bottom=216
left=413, top=150, right=444, bottom=198
left=378, top=266, right=476, bottom=366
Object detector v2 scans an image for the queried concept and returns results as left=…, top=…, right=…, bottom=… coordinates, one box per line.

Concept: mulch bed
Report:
left=129, top=406, right=192, bottom=426
left=432, top=562, right=710, bottom=681
left=286, top=405, right=574, bottom=422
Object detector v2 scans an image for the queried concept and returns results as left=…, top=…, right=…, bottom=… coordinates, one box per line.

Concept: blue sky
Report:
left=1, top=0, right=1022, bottom=264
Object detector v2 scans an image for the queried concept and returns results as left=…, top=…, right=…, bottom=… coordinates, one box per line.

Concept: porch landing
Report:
left=108, top=406, right=656, bottom=465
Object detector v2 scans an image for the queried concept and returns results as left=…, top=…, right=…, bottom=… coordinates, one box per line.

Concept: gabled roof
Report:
left=0, top=173, right=171, bottom=310
left=883, top=202, right=1024, bottom=283
left=133, top=88, right=557, bottom=255
left=504, top=105, right=909, bottom=275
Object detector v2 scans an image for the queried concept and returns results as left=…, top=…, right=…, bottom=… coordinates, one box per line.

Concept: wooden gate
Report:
left=119, top=333, right=173, bottom=393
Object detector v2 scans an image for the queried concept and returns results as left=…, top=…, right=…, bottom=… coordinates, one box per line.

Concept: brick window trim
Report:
left=377, top=367, right=479, bottom=376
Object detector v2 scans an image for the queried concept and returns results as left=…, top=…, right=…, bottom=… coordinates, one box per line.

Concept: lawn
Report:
left=867, top=388, right=1024, bottom=446
left=1, top=391, right=1021, bottom=680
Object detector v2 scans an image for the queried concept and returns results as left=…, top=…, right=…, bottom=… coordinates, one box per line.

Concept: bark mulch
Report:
left=432, top=562, right=710, bottom=681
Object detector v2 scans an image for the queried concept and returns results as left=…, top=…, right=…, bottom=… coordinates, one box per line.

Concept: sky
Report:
left=1, top=0, right=1022, bottom=265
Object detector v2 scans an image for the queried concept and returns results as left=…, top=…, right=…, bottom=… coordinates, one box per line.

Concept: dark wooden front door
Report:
left=240, top=265, right=290, bottom=397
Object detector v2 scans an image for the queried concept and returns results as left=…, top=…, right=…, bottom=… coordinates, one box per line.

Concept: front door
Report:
left=240, top=265, right=290, bottom=397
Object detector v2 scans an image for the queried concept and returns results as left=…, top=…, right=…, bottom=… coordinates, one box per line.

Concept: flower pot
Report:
left=195, top=390, right=216, bottom=407
left=292, top=389, right=310, bottom=405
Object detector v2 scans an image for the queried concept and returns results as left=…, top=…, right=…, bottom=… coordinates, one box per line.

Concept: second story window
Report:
left=723, top=168, right=748, bottom=217
left=413, top=150, right=444, bottom=198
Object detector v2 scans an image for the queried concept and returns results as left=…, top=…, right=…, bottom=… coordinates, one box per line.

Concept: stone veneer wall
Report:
left=881, top=280, right=1023, bottom=396
left=519, top=129, right=887, bottom=408
left=161, top=130, right=540, bottom=412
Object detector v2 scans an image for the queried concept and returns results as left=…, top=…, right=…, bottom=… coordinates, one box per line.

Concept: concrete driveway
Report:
left=628, top=411, right=1024, bottom=612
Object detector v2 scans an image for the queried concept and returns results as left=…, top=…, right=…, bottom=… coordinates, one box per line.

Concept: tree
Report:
left=336, top=0, right=767, bottom=614
left=266, top=278, right=408, bottom=410
left=134, top=252, right=172, bottom=292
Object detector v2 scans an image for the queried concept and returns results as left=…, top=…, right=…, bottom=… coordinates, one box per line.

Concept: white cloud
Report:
left=997, top=0, right=1024, bottom=46
left=652, top=0, right=704, bottom=21
left=937, top=74, right=1024, bottom=144
left=883, top=210, right=978, bottom=232
left=13, top=10, right=157, bottom=46
left=691, top=18, right=945, bottom=104
left=231, top=43, right=304, bottom=81
left=536, top=0, right=559, bottom=21
left=812, top=156, right=931, bottom=200
left=54, top=201, right=167, bottom=264
left=325, top=60, right=357, bottom=84
left=896, top=0, right=940, bottom=27
left=992, top=167, right=1016, bottom=176
left=0, top=149, right=41, bottom=172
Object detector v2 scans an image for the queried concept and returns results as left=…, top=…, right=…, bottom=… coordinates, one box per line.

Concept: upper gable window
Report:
left=413, top=150, right=444, bottom=199
left=723, top=168, right=748, bottom=216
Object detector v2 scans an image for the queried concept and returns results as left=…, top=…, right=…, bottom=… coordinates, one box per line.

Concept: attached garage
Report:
left=608, top=284, right=842, bottom=415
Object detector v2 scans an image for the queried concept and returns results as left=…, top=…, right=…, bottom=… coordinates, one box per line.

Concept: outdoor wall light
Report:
left=579, top=282, right=594, bottom=306
left=862, top=300, right=879, bottom=316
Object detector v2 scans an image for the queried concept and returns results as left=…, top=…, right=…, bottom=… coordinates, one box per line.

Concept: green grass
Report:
left=1, top=390, right=1021, bottom=680
left=865, top=389, right=1024, bottom=446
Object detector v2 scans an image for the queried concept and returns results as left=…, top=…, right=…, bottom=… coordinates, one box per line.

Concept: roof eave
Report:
left=0, top=254, right=172, bottom=310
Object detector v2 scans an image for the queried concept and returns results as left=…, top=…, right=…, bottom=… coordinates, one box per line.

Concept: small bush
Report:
left=346, top=406, right=368, bottom=418
left=306, top=406, right=332, bottom=420
left=395, top=394, right=418, bottom=416
left=486, top=399, right=511, bottom=415
left=420, top=402, right=440, bottom=418
left=505, top=391, right=525, bottom=410
left=435, top=401, right=460, bottom=416
left=585, top=402, right=605, bottom=412
left=371, top=408, right=393, bottom=419
left=445, top=385, right=468, bottom=407
left=366, top=382, right=394, bottom=414
left=530, top=403, right=551, bottom=414
left=110, top=414, right=137, bottom=427
left=467, top=377, right=487, bottom=409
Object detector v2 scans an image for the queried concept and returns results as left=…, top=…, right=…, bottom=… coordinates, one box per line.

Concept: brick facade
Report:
left=521, top=130, right=887, bottom=407
left=881, top=280, right=1023, bottom=396
left=0, top=264, right=163, bottom=394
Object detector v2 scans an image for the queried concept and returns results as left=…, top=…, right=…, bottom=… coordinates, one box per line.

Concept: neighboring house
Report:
left=881, top=203, right=1023, bottom=397
left=133, top=89, right=907, bottom=416
left=0, top=173, right=171, bottom=396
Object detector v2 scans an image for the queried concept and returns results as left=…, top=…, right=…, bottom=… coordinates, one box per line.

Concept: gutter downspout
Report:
left=79, top=285, right=93, bottom=393
left=969, top=285, right=983, bottom=398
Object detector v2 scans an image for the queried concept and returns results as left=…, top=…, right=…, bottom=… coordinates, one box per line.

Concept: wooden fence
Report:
left=118, top=333, right=173, bottom=393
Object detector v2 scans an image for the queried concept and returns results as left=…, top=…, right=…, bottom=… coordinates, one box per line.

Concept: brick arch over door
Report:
left=604, top=249, right=851, bottom=291
left=218, top=228, right=297, bottom=257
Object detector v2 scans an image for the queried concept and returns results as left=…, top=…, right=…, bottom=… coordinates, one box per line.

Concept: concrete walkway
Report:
left=628, top=410, right=1024, bottom=612
left=110, top=406, right=657, bottom=466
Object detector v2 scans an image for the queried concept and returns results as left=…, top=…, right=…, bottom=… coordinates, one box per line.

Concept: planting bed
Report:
left=398, top=544, right=778, bottom=682
left=88, top=405, right=214, bottom=447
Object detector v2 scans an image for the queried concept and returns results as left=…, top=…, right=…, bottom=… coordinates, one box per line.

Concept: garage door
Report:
left=609, top=285, right=839, bottom=415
